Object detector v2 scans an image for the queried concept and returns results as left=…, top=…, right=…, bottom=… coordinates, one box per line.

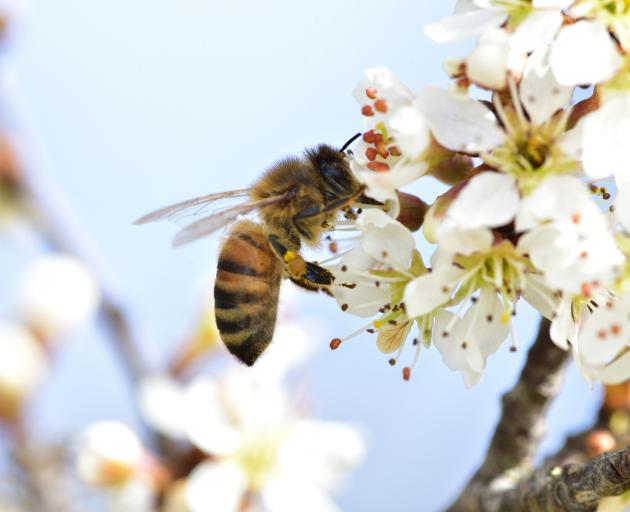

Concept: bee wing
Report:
left=134, top=188, right=251, bottom=225
left=171, top=193, right=288, bottom=247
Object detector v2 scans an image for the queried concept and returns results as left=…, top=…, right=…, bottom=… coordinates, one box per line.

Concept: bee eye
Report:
left=321, top=164, right=351, bottom=194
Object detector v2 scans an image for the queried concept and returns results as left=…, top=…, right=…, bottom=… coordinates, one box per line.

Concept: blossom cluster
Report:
left=328, top=0, right=630, bottom=387
left=75, top=317, right=365, bottom=512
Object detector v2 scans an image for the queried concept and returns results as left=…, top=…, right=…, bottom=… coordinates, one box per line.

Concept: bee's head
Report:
left=305, top=136, right=361, bottom=199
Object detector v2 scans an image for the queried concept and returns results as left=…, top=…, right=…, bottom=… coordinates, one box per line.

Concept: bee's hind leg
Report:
left=267, top=235, right=334, bottom=295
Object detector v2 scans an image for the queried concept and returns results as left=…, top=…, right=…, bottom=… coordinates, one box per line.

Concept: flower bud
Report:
left=585, top=429, right=616, bottom=458
left=0, top=322, right=47, bottom=420
left=395, top=192, right=428, bottom=232
left=428, top=153, right=474, bottom=185
left=76, top=422, right=144, bottom=487
left=17, top=255, right=100, bottom=342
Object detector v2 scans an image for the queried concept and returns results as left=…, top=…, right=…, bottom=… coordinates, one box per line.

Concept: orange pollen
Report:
left=402, top=367, right=411, bottom=381
left=361, top=105, right=375, bottom=117
left=330, top=338, right=342, bottom=350
left=376, top=141, right=389, bottom=158
left=374, top=99, right=388, bottom=113
left=611, top=323, right=622, bottom=336
left=597, top=329, right=608, bottom=340
left=365, top=147, right=378, bottom=161
left=367, top=161, right=390, bottom=172
left=363, top=130, right=376, bottom=143
left=366, top=87, right=378, bottom=99
left=581, top=282, right=594, bottom=297
left=571, top=212, right=581, bottom=224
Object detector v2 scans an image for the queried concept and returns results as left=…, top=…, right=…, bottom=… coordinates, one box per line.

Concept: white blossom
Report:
left=0, top=321, right=46, bottom=416
left=76, top=422, right=145, bottom=487
left=16, top=255, right=99, bottom=342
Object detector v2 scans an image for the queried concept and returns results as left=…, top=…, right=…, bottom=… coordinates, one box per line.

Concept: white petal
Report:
left=424, top=9, right=507, bottom=43
left=516, top=175, right=590, bottom=231
left=415, top=87, right=505, bottom=153
left=352, top=160, right=426, bottom=203
left=551, top=20, right=623, bottom=86
left=510, top=10, right=562, bottom=54
left=0, top=322, right=47, bottom=402
left=276, top=420, right=365, bottom=492
left=433, top=310, right=485, bottom=388
left=261, top=478, right=340, bottom=512
left=549, top=298, right=575, bottom=350
left=579, top=293, right=630, bottom=366
left=357, top=209, right=415, bottom=269
left=581, top=94, right=630, bottom=181
left=597, top=351, right=630, bottom=385
left=533, top=0, right=573, bottom=7
left=389, top=104, right=431, bottom=158
left=183, top=379, right=241, bottom=456
left=436, top=225, right=493, bottom=255
left=447, top=172, right=519, bottom=229
left=466, top=28, right=511, bottom=89
left=404, top=266, right=466, bottom=318
left=186, top=461, right=246, bottom=512
left=137, top=376, right=187, bottom=439
left=16, top=255, right=100, bottom=341
left=521, top=274, right=558, bottom=320
left=520, top=45, right=573, bottom=125
left=472, top=287, right=510, bottom=357
left=615, top=183, right=630, bottom=232
left=353, top=66, right=414, bottom=108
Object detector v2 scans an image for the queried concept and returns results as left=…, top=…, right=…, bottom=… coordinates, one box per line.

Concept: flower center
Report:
left=483, top=97, right=575, bottom=194
left=233, top=435, right=279, bottom=491
left=454, top=240, right=533, bottom=314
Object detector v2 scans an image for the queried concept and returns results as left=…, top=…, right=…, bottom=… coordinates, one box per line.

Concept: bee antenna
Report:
left=340, top=132, right=362, bottom=153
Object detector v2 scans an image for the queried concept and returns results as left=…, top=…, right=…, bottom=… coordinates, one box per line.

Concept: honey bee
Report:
left=136, top=133, right=376, bottom=366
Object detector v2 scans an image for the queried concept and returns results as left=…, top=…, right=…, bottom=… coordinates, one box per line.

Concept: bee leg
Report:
left=267, top=235, right=334, bottom=293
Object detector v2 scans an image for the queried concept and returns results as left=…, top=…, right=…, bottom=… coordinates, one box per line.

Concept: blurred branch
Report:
left=18, top=176, right=148, bottom=384
left=449, top=318, right=571, bottom=512
left=491, top=447, right=630, bottom=512
left=9, top=420, right=79, bottom=512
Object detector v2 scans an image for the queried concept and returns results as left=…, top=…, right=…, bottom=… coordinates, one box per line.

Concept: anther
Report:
left=365, top=147, right=378, bottom=161
left=341, top=265, right=348, bottom=272
left=367, top=161, right=390, bottom=172
left=402, top=367, right=411, bottom=381
left=341, top=304, right=348, bottom=312
left=330, top=338, right=342, bottom=350
left=361, top=105, right=375, bottom=117
left=374, top=99, right=388, bottom=113
left=389, top=358, right=396, bottom=366
left=611, top=323, right=621, bottom=335
left=366, top=87, right=378, bottom=99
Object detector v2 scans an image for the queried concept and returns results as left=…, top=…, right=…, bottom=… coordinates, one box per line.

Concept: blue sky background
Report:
left=0, top=1, right=600, bottom=511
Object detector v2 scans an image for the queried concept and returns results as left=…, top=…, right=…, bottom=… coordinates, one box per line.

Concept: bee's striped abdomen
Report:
left=214, top=220, right=282, bottom=366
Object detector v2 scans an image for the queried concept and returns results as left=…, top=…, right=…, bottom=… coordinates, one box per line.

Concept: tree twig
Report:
left=492, top=447, right=630, bottom=512
left=448, top=318, right=571, bottom=512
